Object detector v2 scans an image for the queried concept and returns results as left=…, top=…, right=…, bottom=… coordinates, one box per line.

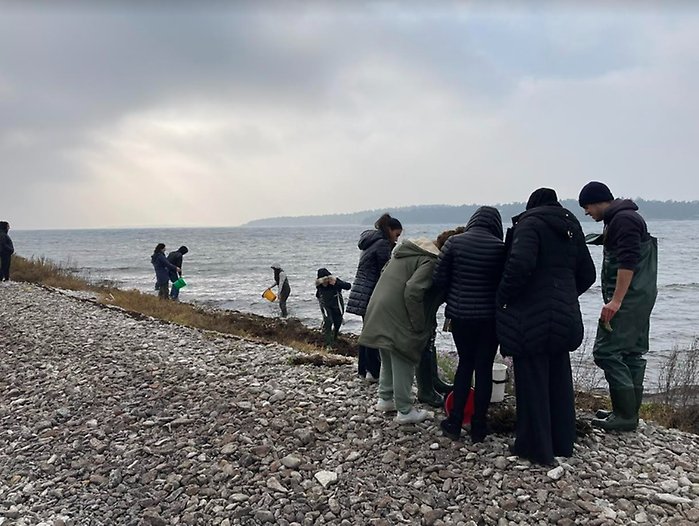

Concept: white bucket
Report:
left=491, top=363, right=508, bottom=403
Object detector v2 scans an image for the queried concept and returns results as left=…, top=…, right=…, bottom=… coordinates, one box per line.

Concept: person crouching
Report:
left=359, top=229, right=460, bottom=424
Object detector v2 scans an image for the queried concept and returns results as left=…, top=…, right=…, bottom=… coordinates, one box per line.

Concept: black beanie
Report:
left=579, top=182, right=614, bottom=207
left=317, top=268, right=331, bottom=279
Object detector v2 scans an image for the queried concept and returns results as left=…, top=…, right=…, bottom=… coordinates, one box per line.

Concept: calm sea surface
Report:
left=11, top=221, right=699, bottom=385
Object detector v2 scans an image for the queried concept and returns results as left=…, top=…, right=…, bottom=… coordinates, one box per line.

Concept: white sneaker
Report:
left=395, top=407, right=429, bottom=424
left=365, top=372, right=379, bottom=384
left=375, top=399, right=396, bottom=412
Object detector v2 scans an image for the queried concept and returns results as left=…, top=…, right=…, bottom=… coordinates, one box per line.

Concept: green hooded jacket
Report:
left=358, top=238, right=443, bottom=365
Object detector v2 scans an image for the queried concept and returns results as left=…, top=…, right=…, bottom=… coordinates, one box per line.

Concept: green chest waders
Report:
left=591, top=236, right=658, bottom=431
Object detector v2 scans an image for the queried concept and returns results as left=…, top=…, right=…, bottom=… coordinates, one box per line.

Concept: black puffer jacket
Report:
left=496, top=204, right=596, bottom=357
left=432, top=206, right=506, bottom=320
left=346, top=229, right=394, bottom=316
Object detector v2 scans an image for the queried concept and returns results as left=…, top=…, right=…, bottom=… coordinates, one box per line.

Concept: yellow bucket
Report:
left=262, top=288, right=277, bottom=302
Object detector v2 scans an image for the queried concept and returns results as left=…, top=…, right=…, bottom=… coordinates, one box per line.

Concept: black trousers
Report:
left=358, top=346, right=381, bottom=378
left=0, top=254, right=10, bottom=281
left=447, top=319, right=498, bottom=430
left=512, top=352, right=576, bottom=465
left=321, top=307, right=343, bottom=346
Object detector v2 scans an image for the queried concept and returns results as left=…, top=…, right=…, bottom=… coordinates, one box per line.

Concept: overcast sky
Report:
left=1, top=2, right=698, bottom=229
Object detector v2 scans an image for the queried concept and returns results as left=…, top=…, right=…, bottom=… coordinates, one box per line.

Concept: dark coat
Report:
left=151, top=251, right=177, bottom=285
left=496, top=204, right=596, bottom=357
left=316, top=276, right=352, bottom=313
left=0, top=231, right=14, bottom=256
left=167, top=249, right=185, bottom=280
left=602, top=199, right=650, bottom=270
left=346, top=229, right=395, bottom=316
left=432, top=206, right=506, bottom=320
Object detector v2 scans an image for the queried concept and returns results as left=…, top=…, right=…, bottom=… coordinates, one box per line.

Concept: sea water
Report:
left=11, top=220, right=699, bottom=386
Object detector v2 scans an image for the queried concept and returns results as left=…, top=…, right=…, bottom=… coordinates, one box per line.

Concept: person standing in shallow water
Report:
left=496, top=188, right=596, bottom=466
left=578, top=181, right=658, bottom=432
left=0, top=221, right=14, bottom=282
left=167, top=245, right=189, bottom=301
left=270, top=263, right=291, bottom=317
left=151, top=243, right=179, bottom=300
left=346, top=213, right=403, bottom=382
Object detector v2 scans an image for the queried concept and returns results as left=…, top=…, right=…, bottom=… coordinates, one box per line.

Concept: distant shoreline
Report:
left=244, top=199, right=699, bottom=227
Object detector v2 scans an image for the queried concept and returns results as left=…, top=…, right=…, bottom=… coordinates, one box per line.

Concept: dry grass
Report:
left=11, top=255, right=94, bottom=291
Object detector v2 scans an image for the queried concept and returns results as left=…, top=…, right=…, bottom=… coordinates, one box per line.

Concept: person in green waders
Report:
left=578, top=182, right=658, bottom=432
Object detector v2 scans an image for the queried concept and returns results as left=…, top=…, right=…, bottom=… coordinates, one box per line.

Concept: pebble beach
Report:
left=1, top=282, right=698, bottom=526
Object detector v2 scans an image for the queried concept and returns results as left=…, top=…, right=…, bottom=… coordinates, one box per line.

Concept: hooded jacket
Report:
left=167, top=246, right=188, bottom=280
left=0, top=230, right=14, bottom=257
left=432, top=206, right=506, bottom=320
left=346, top=229, right=395, bottom=316
left=151, top=251, right=178, bottom=285
left=496, top=202, right=596, bottom=357
left=358, top=239, right=443, bottom=365
left=316, top=275, right=352, bottom=313
left=602, top=199, right=650, bottom=271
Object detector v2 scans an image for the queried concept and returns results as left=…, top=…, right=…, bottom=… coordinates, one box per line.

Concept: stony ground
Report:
left=1, top=283, right=698, bottom=526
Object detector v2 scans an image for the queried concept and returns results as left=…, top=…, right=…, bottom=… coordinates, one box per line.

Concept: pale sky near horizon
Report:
left=1, top=2, right=698, bottom=229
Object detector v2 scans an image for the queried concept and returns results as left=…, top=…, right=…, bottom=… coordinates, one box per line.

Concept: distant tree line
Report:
left=245, top=199, right=699, bottom=227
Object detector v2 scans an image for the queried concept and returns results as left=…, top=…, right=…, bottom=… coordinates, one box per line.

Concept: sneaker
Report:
left=365, top=372, right=379, bottom=384
left=375, top=398, right=396, bottom=412
left=394, top=407, right=429, bottom=424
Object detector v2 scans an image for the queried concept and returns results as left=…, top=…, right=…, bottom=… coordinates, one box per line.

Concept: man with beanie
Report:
left=578, top=182, right=658, bottom=432
left=167, top=246, right=189, bottom=300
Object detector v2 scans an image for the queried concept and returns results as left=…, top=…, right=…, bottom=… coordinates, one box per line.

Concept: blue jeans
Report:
left=170, top=281, right=180, bottom=300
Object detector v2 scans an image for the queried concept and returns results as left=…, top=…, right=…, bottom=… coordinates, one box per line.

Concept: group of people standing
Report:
left=147, top=182, right=658, bottom=466
left=348, top=182, right=657, bottom=467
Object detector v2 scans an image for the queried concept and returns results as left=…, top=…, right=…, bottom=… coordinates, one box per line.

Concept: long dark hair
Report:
left=153, top=243, right=166, bottom=254
left=374, top=213, right=402, bottom=237
left=0, top=221, right=9, bottom=234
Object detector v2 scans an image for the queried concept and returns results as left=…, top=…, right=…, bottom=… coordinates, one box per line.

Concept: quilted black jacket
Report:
left=346, top=229, right=394, bottom=316
left=432, top=206, right=506, bottom=320
left=496, top=204, right=596, bottom=357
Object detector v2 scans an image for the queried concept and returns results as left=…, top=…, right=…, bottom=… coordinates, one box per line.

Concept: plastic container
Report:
left=172, top=277, right=187, bottom=290
left=444, top=388, right=475, bottom=425
left=491, top=362, right=508, bottom=403
left=262, top=288, right=277, bottom=302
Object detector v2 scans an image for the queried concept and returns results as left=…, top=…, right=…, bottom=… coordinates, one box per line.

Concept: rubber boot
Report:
left=597, top=363, right=645, bottom=420
left=628, top=362, right=646, bottom=423
left=591, top=388, right=638, bottom=431
left=429, top=343, right=454, bottom=395
left=417, top=349, right=443, bottom=407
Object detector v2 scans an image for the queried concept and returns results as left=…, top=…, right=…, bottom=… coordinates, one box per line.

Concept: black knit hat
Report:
left=317, top=268, right=331, bottom=279
left=579, top=181, right=614, bottom=207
